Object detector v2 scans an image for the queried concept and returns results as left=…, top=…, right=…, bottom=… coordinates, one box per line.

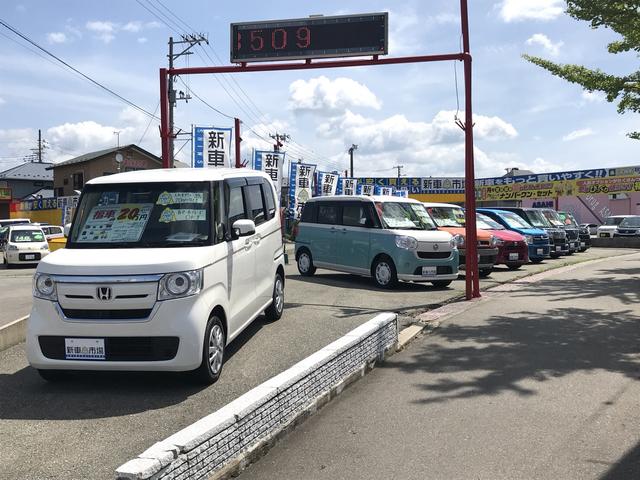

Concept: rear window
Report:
left=317, top=204, right=339, bottom=224
left=300, top=203, right=316, bottom=223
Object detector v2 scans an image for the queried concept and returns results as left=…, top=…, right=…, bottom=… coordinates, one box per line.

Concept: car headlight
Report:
left=395, top=235, right=418, bottom=250
left=449, top=234, right=464, bottom=249
left=8, top=245, right=18, bottom=251
left=33, top=273, right=57, bottom=301
left=525, top=235, right=533, bottom=244
left=41, top=245, right=49, bottom=251
left=158, top=269, right=203, bottom=300
left=490, top=235, right=501, bottom=247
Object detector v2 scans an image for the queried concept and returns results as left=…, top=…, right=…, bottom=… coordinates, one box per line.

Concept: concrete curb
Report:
left=115, top=312, right=398, bottom=480
left=0, top=315, right=28, bottom=352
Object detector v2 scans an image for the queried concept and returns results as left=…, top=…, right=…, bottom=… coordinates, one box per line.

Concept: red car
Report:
left=476, top=212, right=529, bottom=270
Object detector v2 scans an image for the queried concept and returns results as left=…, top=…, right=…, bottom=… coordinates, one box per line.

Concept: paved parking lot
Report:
left=0, top=247, right=636, bottom=479
left=0, top=255, right=36, bottom=328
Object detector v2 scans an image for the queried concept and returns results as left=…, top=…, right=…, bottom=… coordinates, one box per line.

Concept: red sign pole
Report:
left=159, top=68, right=171, bottom=169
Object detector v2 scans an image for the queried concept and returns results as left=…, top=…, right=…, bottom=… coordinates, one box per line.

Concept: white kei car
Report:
left=1, top=225, right=49, bottom=267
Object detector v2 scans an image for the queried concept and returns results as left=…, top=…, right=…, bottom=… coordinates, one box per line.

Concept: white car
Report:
left=39, top=225, right=65, bottom=241
left=1, top=225, right=49, bottom=267
left=27, top=168, right=285, bottom=384
left=597, top=215, right=635, bottom=238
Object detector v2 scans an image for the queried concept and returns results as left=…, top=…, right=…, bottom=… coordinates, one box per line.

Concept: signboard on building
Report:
left=193, top=126, right=233, bottom=168
left=253, top=150, right=285, bottom=194
left=0, top=187, right=11, bottom=201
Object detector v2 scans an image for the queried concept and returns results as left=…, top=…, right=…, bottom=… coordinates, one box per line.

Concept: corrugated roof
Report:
left=0, top=161, right=54, bottom=181
left=49, top=144, right=161, bottom=169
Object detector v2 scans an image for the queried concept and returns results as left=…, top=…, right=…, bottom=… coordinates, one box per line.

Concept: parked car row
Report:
left=596, top=215, right=640, bottom=238
left=294, top=199, right=592, bottom=289
left=0, top=219, right=66, bottom=267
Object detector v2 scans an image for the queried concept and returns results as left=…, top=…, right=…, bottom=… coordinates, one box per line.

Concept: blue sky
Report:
left=0, top=0, right=638, bottom=178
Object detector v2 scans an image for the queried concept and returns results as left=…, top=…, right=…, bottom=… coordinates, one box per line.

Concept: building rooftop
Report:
left=48, top=144, right=161, bottom=169
left=0, top=162, right=54, bottom=181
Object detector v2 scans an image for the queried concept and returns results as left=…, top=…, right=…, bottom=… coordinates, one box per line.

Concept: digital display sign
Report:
left=230, top=13, right=388, bottom=63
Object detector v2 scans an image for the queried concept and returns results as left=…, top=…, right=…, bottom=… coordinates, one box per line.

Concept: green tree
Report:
left=524, top=1, right=640, bottom=139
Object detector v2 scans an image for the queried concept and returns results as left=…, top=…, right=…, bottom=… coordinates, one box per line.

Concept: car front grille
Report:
left=413, top=266, right=453, bottom=275
left=18, top=252, right=41, bottom=261
left=417, top=251, right=451, bottom=259
left=38, top=336, right=179, bottom=362
left=61, top=308, right=153, bottom=320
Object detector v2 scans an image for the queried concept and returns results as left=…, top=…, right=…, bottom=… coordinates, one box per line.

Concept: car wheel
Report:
left=372, top=256, right=398, bottom=289
left=431, top=280, right=452, bottom=288
left=479, top=268, right=492, bottom=278
left=193, top=315, right=225, bottom=385
left=296, top=249, right=316, bottom=276
left=506, top=264, right=522, bottom=270
left=37, top=369, right=69, bottom=382
left=264, top=272, right=285, bottom=322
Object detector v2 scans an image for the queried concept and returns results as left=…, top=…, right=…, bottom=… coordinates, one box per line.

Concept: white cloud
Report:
left=47, top=32, right=68, bottom=44
left=582, top=91, right=606, bottom=103
left=562, top=128, right=594, bottom=141
left=498, top=0, right=564, bottom=22
left=526, top=33, right=563, bottom=56
left=122, top=21, right=143, bottom=33
left=0, top=97, right=5, bottom=106
left=137, top=37, right=148, bottom=44
left=289, top=76, right=382, bottom=114
left=85, top=20, right=161, bottom=44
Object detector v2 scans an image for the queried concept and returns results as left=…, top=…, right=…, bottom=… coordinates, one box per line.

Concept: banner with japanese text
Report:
left=317, top=171, right=339, bottom=196
left=288, top=162, right=316, bottom=219
left=374, top=186, right=394, bottom=196
left=357, top=184, right=374, bottom=196
left=193, top=126, right=232, bottom=168
left=394, top=189, right=409, bottom=198
left=253, top=150, right=285, bottom=195
left=340, top=178, right=357, bottom=195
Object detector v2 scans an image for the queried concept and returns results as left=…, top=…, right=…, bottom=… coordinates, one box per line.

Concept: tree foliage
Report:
left=524, top=1, right=640, bottom=139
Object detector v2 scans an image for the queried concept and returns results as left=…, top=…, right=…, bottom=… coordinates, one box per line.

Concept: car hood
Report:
left=511, top=227, right=547, bottom=236
left=435, top=226, right=494, bottom=240
left=37, top=247, right=214, bottom=275
left=389, top=229, right=452, bottom=243
left=481, top=229, right=525, bottom=242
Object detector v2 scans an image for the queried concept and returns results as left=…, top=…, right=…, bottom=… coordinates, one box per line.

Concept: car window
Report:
left=11, top=230, right=45, bottom=242
left=262, top=180, right=276, bottom=220
left=342, top=204, right=368, bottom=227
left=620, top=217, right=640, bottom=227
left=317, top=204, right=338, bottom=225
left=245, top=183, right=266, bottom=226
left=300, top=203, right=315, bottom=223
left=228, top=186, right=247, bottom=225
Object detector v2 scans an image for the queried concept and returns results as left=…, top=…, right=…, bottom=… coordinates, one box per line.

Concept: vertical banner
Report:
left=254, top=150, right=285, bottom=194
left=193, top=126, right=232, bottom=168
left=375, top=186, right=394, bottom=196
left=394, top=189, right=409, bottom=198
left=288, top=162, right=316, bottom=219
left=357, top=184, right=375, bottom=196
left=318, top=171, right=339, bottom=196
left=340, top=178, right=358, bottom=195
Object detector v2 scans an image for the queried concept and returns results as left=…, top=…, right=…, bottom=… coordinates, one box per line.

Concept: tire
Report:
left=37, top=369, right=69, bottom=382
left=193, top=315, right=225, bottom=385
left=431, top=280, right=452, bottom=288
left=479, top=268, right=492, bottom=278
left=296, top=249, right=316, bottom=276
left=372, top=256, right=398, bottom=289
left=264, top=272, right=285, bottom=322
left=530, top=258, right=543, bottom=264
left=506, top=264, right=522, bottom=270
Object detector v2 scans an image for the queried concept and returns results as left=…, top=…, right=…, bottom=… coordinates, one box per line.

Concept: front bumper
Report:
left=550, top=240, right=569, bottom=256
left=6, top=250, right=48, bottom=264
left=528, top=243, right=551, bottom=260
left=496, top=242, right=529, bottom=265
left=459, top=247, right=499, bottom=269
left=26, top=295, right=209, bottom=372
left=395, top=248, right=460, bottom=282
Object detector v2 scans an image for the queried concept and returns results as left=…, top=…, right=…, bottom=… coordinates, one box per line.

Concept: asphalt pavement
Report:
left=0, top=247, right=636, bottom=479
left=240, top=253, right=640, bottom=480
left=0, top=259, right=35, bottom=328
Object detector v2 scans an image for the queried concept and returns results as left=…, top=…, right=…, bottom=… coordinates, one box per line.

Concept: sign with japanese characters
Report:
left=357, top=184, right=375, bottom=196
left=77, top=204, right=153, bottom=243
left=375, top=186, right=394, bottom=196
left=288, top=162, right=316, bottom=219
left=193, top=126, right=232, bottom=168
left=318, top=171, right=339, bottom=196
left=394, top=189, right=409, bottom=198
left=253, top=150, right=285, bottom=194
left=340, top=178, right=357, bottom=195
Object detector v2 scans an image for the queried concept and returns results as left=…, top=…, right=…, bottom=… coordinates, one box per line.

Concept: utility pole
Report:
left=348, top=144, right=358, bottom=178
left=167, top=34, right=207, bottom=167
left=270, top=133, right=290, bottom=152
left=393, top=164, right=404, bottom=186
left=38, top=129, right=42, bottom=163
left=234, top=118, right=242, bottom=168
left=113, top=130, right=121, bottom=148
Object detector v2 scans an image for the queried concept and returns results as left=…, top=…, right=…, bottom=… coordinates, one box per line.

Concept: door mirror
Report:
left=63, top=223, right=71, bottom=237
left=232, top=219, right=256, bottom=238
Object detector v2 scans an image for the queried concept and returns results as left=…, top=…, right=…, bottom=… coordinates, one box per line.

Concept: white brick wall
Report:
left=116, top=312, right=397, bottom=480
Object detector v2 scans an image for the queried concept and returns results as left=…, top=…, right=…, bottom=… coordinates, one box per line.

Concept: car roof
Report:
left=306, top=195, right=419, bottom=204
left=422, top=202, right=462, bottom=208
left=8, top=225, right=44, bottom=231
left=87, top=167, right=271, bottom=185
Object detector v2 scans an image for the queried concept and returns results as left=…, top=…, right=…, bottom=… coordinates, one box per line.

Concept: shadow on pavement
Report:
left=289, top=272, right=453, bottom=293
left=0, top=314, right=267, bottom=421
left=599, top=439, right=640, bottom=480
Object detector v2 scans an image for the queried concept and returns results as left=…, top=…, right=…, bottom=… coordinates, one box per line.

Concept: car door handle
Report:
left=253, top=235, right=261, bottom=245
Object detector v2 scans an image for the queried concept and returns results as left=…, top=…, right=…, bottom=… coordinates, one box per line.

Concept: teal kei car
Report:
left=295, top=196, right=460, bottom=288
left=477, top=208, right=551, bottom=263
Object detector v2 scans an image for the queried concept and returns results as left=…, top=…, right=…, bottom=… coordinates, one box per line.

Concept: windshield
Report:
left=604, top=217, right=626, bottom=226
left=494, top=211, right=531, bottom=229
left=525, top=210, right=551, bottom=228
left=558, top=212, right=578, bottom=227
left=476, top=213, right=504, bottom=230
left=619, top=216, right=640, bottom=227
left=427, top=206, right=466, bottom=228
left=68, top=182, right=213, bottom=249
left=539, top=209, right=564, bottom=227
left=375, top=202, right=437, bottom=230
left=10, top=229, right=45, bottom=243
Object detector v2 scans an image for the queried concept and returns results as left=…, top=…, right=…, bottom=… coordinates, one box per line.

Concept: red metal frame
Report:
left=158, top=0, right=480, bottom=299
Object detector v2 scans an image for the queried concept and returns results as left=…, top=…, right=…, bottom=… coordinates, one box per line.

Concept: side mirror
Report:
left=63, top=223, right=71, bottom=237
left=232, top=219, right=256, bottom=238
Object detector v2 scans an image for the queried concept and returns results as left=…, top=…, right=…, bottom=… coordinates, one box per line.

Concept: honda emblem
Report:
left=97, top=286, right=112, bottom=301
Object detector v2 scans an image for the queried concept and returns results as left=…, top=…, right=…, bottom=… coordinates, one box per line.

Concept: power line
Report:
left=0, top=17, right=160, bottom=121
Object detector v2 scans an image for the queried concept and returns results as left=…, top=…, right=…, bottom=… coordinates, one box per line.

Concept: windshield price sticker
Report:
left=156, top=191, right=206, bottom=206
left=159, top=208, right=207, bottom=223
left=78, top=204, right=153, bottom=243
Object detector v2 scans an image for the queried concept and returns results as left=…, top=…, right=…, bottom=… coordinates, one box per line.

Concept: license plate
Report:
left=508, top=253, right=519, bottom=260
left=599, top=234, right=607, bottom=238
left=421, top=266, right=437, bottom=277
left=24, top=254, right=35, bottom=260
left=555, top=246, right=561, bottom=251
left=580, top=242, right=585, bottom=247
left=64, top=338, right=106, bottom=360
left=536, top=248, right=544, bottom=255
